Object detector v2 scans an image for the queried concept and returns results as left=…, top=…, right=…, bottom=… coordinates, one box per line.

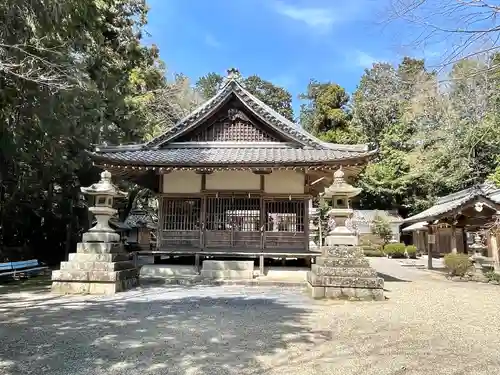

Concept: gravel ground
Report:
left=1, top=259, right=499, bottom=375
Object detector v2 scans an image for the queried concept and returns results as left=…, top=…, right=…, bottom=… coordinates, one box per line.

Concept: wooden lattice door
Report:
left=204, top=195, right=262, bottom=249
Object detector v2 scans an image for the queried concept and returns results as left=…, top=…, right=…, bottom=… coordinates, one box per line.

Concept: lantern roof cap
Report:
left=323, top=167, right=362, bottom=198
left=81, top=170, right=127, bottom=197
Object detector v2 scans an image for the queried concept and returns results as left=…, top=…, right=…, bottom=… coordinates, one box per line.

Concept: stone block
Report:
left=68, top=252, right=129, bottom=262
left=76, top=242, right=123, bottom=254
left=52, top=268, right=138, bottom=283
left=82, top=232, right=120, bottom=243
left=140, top=264, right=198, bottom=278
left=325, top=235, right=358, bottom=247
left=315, top=257, right=369, bottom=268
left=306, top=283, right=325, bottom=299
left=202, top=260, right=254, bottom=271
left=60, top=260, right=134, bottom=272
left=52, top=278, right=138, bottom=295
left=311, top=264, right=377, bottom=277
left=321, top=246, right=364, bottom=258
left=324, top=287, right=343, bottom=298
left=307, top=273, right=384, bottom=288
left=200, top=269, right=254, bottom=280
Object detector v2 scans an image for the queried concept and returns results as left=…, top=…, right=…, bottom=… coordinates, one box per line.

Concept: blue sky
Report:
left=144, top=0, right=440, bottom=114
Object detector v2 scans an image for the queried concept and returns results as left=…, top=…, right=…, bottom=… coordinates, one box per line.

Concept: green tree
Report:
left=352, top=58, right=437, bottom=214
left=195, top=72, right=224, bottom=99
left=0, top=0, right=168, bottom=263
left=371, top=212, right=393, bottom=245
left=299, top=80, right=365, bottom=144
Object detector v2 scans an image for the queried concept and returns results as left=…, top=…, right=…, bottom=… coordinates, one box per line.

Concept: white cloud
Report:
left=354, top=50, right=378, bottom=69
left=271, top=74, right=297, bottom=89
left=272, top=1, right=336, bottom=33
left=204, top=33, right=221, bottom=48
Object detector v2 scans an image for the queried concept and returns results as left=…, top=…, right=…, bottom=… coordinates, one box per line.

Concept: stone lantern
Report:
left=307, top=167, right=384, bottom=301
left=51, top=171, right=138, bottom=295
left=81, top=170, right=127, bottom=243
left=322, top=168, right=362, bottom=246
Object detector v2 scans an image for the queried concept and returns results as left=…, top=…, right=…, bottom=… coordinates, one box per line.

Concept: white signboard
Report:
left=428, top=234, right=436, bottom=244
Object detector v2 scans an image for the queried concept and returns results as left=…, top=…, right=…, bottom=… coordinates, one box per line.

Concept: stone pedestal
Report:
left=51, top=170, right=138, bottom=295
left=307, top=167, right=384, bottom=301
left=52, top=238, right=138, bottom=295
left=307, top=245, right=384, bottom=300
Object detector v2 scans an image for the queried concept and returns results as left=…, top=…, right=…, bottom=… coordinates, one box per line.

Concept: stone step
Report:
left=201, top=260, right=254, bottom=271
left=315, top=257, right=369, bottom=268
left=76, top=242, right=124, bottom=254
left=311, top=264, right=377, bottom=277
left=308, top=284, right=385, bottom=301
left=52, top=268, right=138, bottom=283
left=307, top=272, right=384, bottom=289
left=68, top=252, right=129, bottom=262
left=52, top=278, right=138, bottom=295
left=60, top=260, right=134, bottom=272
left=140, top=265, right=198, bottom=278
left=322, top=246, right=364, bottom=258
left=200, top=269, right=254, bottom=280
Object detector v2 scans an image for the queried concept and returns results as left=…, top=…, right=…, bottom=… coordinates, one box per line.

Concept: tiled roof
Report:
left=93, top=146, right=376, bottom=167
left=143, top=77, right=363, bottom=151
left=401, top=221, right=428, bottom=232
left=124, top=209, right=157, bottom=229
left=404, top=183, right=500, bottom=224
left=92, top=70, right=377, bottom=167
left=352, top=210, right=404, bottom=224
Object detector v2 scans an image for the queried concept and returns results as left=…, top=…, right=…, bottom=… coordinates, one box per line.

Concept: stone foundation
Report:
left=307, top=246, right=384, bottom=301
left=200, top=260, right=254, bottom=280
left=51, top=241, right=138, bottom=295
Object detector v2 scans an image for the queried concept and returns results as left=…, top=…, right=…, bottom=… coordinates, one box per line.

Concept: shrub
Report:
left=405, top=245, right=417, bottom=259
left=363, top=248, right=385, bottom=257
left=443, top=253, right=472, bottom=277
left=485, top=271, right=500, bottom=282
left=384, top=243, right=406, bottom=258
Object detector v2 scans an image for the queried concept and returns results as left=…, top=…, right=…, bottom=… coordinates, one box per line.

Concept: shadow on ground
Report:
left=377, top=272, right=411, bottom=282
left=0, top=286, right=322, bottom=375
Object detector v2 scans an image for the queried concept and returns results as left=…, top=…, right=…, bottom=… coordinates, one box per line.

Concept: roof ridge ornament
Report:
left=219, top=68, right=245, bottom=91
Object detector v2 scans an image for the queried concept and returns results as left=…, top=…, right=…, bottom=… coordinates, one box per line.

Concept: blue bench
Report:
left=0, top=259, right=48, bottom=278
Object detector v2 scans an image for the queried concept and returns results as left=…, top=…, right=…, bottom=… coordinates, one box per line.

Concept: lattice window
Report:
left=161, top=198, right=201, bottom=230
left=185, top=118, right=278, bottom=142
left=265, top=200, right=305, bottom=233
left=205, top=197, right=261, bottom=231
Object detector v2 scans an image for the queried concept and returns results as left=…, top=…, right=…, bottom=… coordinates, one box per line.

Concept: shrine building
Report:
left=90, top=69, right=376, bottom=258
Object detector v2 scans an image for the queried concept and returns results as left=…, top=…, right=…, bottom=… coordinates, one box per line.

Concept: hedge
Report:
left=443, top=253, right=472, bottom=277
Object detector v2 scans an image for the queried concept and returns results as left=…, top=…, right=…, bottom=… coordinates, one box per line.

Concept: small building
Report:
left=109, top=209, right=157, bottom=250
left=404, top=182, right=500, bottom=269
left=89, top=69, right=376, bottom=258
left=124, top=209, right=157, bottom=250
left=352, top=210, right=403, bottom=244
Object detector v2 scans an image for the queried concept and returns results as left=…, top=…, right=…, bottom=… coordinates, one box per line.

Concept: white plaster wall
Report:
left=206, top=171, right=260, bottom=190
left=265, top=170, right=304, bottom=194
left=162, top=171, right=201, bottom=193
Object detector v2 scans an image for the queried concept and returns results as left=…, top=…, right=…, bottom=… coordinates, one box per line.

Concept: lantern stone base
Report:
left=82, top=231, right=120, bottom=243
left=51, top=241, right=138, bottom=295
left=307, top=245, right=384, bottom=301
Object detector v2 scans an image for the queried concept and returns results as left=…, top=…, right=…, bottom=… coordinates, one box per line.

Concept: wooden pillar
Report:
left=259, top=254, right=264, bottom=275
left=462, top=228, right=468, bottom=254
left=450, top=224, right=457, bottom=254
left=304, top=198, right=309, bottom=251
left=491, top=231, right=500, bottom=273
left=427, top=223, right=435, bottom=269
